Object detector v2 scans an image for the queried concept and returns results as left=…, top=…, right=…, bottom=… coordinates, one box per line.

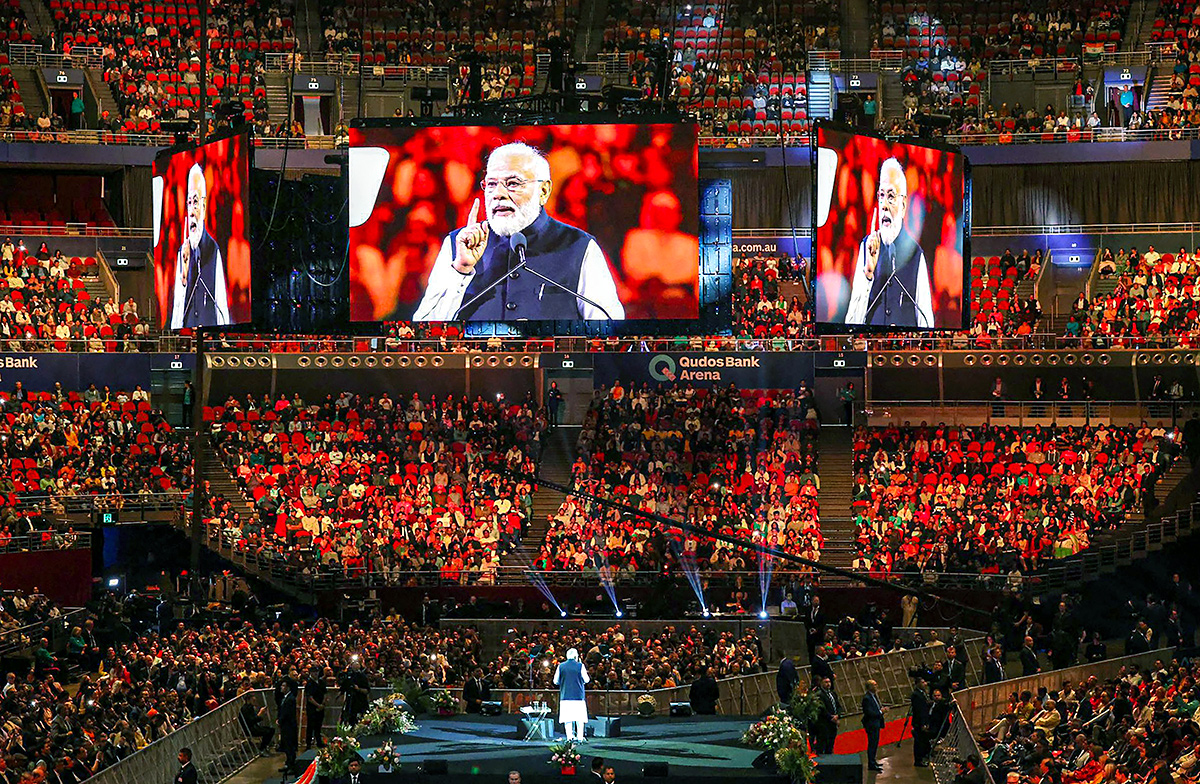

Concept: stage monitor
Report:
left=152, top=132, right=252, bottom=330
left=348, top=120, right=700, bottom=322
left=812, top=122, right=969, bottom=330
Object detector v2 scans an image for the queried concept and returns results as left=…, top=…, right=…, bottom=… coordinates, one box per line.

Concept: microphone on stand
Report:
left=453, top=232, right=529, bottom=321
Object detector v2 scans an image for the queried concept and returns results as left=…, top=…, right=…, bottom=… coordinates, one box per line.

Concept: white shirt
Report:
left=414, top=231, right=625, bottom=321
left=170, top=234, right=230, bottom=330
left=845, top=235, right=934, bottom=328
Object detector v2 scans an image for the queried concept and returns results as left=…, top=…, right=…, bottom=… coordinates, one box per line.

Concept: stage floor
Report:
left=298, top=715, right=791, bottom=781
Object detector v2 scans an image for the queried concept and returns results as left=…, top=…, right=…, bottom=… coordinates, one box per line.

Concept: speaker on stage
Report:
left=644, top=762, right=669, bottom=777
left=586, top=716, right=621, bottom=738
left=419, top=759, right=448, bottom=775
left=480, top=701, right=502, bottom=716
left=669, top=703, right=693, bottom=717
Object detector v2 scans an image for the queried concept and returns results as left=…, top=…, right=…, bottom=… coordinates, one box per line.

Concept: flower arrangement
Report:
left=637, top=693, right=658, bottom=716
left=548, top=739, right=582, bottom=768
left=354, top=696, right=418, bottom=736
left=431, top=689, right=457, bottom=714
left=788, top=686, right=821, bottom=729
left=742, top=708, right=804, bottom=751
left=316, top=732, right=362, bottom=778
left=775, top=743, right=818, bottom=784
left=366, top=740, right=403, bottom=772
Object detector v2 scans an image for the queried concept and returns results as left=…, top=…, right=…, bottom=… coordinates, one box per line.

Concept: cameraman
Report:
left=911, top=673, right=931, bottom=767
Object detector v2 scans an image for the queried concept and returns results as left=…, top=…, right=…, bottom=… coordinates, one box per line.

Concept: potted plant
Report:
left=775, top=743, right=819, bottom=784
left=316, top=731, right=361, bottom=783
left=354, top=695, right=419, bottom=737
left=366, top=740, right=403, bottom=774
left=431, top=689, right=458, bottom=716
left=742, top=708, right=803, bottom=752
left=549, top=739, right=581, bottom=775
left=636, top=693, right=657, bottom=718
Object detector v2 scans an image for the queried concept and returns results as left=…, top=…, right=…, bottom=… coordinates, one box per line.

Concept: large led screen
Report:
left=152, top=132, right=251, bottom=330
left=813, top=123, right=969, bottom=330
left=349, top=121, right=700, bottom=322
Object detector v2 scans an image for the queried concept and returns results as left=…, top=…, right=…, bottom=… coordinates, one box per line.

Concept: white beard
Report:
left=487, top=198, right=540, bottom=237
left=879, top=213, right=902, bottom=245
left=187, top=216, right=203, bottom=249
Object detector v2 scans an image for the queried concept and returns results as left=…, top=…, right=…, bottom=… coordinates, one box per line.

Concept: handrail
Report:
left=0, top=224, right=152, bottom=238
left=0, top=530, right=93, bottom=553
left=86, top=687, right=266, bottom=784
left=0, top=606, right=87, bottom=657
left=96, top=250, right=119, bottom=303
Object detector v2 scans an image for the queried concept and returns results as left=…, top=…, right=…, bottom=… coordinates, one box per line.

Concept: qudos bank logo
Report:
left=648, top=354, right=677, bottom=382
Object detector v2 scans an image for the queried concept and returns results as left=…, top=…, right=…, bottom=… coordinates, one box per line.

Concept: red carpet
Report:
left=832, top=716, right=913, bottom=755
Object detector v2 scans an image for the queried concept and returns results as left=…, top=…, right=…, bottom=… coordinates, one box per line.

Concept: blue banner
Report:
left=593, top=352, right=814, bottom=389
left=0, top=353, right=183, bottom=392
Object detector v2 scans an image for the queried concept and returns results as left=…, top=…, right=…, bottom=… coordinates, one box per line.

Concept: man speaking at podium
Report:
left=170, top=163, right=231, bottom=329
left=553, top=648, right=591, bottom=742
left=413, top=142, right=625, bottom=322
left=844, top=157, right=933, bottom=328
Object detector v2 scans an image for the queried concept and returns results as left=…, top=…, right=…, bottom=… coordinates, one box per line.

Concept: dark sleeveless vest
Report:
left=181, top=230, right=223, bottom=328
left=455, top=209, right=593, bottom=320
left=865, top=229, right=922, bottom=327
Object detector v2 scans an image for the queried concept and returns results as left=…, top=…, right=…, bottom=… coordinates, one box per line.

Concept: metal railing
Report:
left=6, top=43, right=103, bottom=69
left=305, top=637, right=983, bottom=738
left=951, top=647, right=1173, bottom=734
left=0, top=530, right=92, bottom=554
left=0, top=605, right=86, bottom=657
left=987, top=57, right=1081, bottom=79
left=87, top=688, right=267, bottom=784
left=932, top=648, right=1176, bottom=784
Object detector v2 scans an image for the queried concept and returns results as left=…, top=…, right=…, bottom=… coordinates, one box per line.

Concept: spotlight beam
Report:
left=515, top=471, right=990, bottom=621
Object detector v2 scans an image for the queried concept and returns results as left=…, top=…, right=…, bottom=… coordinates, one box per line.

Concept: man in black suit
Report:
left=340, top=661, right=371, bottom=729
left=910, top=674, right=931, bottom=767
left=337, top=758, right=365, bottom=784
left=1020, top=636, right=1041, bottom=676
left=277, top=680, right=299, bottom=776
left=304, top=665, right=327, bottom=749
left=689, top=666, right=720, bottom=715
left=861, top=680, right=885, bottom=772
left=805, top=597, right=826, bottom=657
left=810, top=645, right=835, bottom=687
left=814, top=676, right=841, bottom=754
left=173, top=748, right=197, bottom=784
left=463, top=668, right=492, bottom=714
left=984, top=645, right=1006, bottom=684
left=945, top=646, right=967, bottom=692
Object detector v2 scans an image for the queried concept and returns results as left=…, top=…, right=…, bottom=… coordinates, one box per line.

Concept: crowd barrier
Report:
left=303, top=638, right=983, bottom=738
left=929, top=647, right=1177, bottom=784
left=86, top=688, right=268, bottom=784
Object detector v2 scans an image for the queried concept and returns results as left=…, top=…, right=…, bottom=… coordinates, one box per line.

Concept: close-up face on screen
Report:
left=152, top=133, right=251, bottom=330
left=348, top=122, right=700, bottom=323
left=814, top=125, right=968, bottom=331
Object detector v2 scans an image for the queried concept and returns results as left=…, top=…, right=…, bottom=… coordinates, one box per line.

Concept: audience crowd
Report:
left=0, top=390, right=187, bottom=522
left=538, top=384, right=821, bottom=577
left=1071, top=246, right=1200, bottom=345
left=207, top=392, right=545, bottom=583
left=850, top=423, right=1177, bottom=574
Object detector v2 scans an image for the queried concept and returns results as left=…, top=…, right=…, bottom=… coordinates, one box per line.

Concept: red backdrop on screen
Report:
left=349, top=123, right=700, bottom=321
left=152, top=134, right=251, bottom=328
left=814, top=126, right=966, bottom=328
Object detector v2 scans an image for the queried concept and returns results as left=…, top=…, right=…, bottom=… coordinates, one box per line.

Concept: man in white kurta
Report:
left=553, top=647, right=590, bottom=741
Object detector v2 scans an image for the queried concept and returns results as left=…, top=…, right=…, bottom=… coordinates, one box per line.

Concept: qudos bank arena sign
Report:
left=594, top=353, right=813, bottom=389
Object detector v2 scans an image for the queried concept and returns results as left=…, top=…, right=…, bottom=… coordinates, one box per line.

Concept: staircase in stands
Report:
left=816, top=425, right=856, bottom=569
left=806, top=70, right=834, bottom=120
left=500, top=426, right=579, bottom=571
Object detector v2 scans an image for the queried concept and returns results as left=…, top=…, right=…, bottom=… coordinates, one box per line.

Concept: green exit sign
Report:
left=101, top=512, right=116, bottom=524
